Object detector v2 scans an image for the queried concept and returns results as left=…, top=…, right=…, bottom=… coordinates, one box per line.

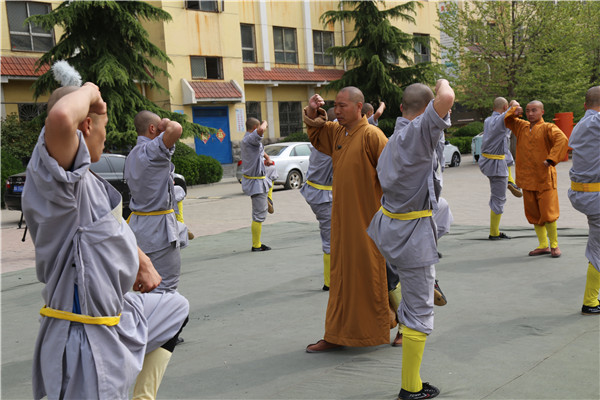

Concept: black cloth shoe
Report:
left=251, top=244, right=271, bottom=252
left=489, top=232, right=511, bottom=240
left=175, top=337, right=184, bottom=346
left=322, top=285, right=329, bottom=291
left=398, top=382, right=440, bottom=400
left=581, top=304, right=600, bottom=315
left=437, top=251, right=442, bottom=259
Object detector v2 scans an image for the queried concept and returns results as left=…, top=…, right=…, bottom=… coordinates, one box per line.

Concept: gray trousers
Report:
left=308, top=201, right=331, bottom=254
left=251, top=192, right=268, bottom=222
left=488, top=175, right=508, bottom=215
left=587, top=214, right=600, bottom=271
left=147, top=242, right=181, bottom=293
left=396, top=264, right=436, bottom=335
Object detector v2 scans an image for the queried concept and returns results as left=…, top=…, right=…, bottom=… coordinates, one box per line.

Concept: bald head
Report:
left=493, top=97, right=508, bottom=112
left=401, top=83, right=434, bottom=117
left=338, top=86, right=365, bottom=105
left=362, top=103, right=374, bottom=117
left=246, top=117, right=260, bottom=132
left=585, top=86, right=600, bottom=109
left=47, top=86, right=80, bottom=112
left=527, top=100, right=544, bottom=110
left=326, top=107, right=336, bottom=121
left=134, top=110, right=160, bottom=136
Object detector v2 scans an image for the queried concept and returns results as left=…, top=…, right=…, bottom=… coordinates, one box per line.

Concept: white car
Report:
left=236, top=142, right=312, bottom=189
left=443, top=141, right=461, bottom=167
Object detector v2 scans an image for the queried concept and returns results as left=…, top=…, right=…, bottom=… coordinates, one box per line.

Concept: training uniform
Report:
left=568, top=109, right=600, bottom=308
left=300, top=148, right=333, bottom=287
left=305, top=110, right=389, bottom=347
left=241, top=129, right=272, bottom=222
left=23, top=129, right=189, bottom=399
left=479, top=110, right=510, bottom=215
left=125, top=133, right=187, bottom=292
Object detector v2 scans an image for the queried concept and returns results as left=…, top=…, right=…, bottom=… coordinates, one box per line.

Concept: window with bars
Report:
left=18, top=103, right=46, bottom=121
left=191, top=56, right=223, bottom=79
left=413, top=34, right=431, bottom=64
left=6, top=1, right=54, bottom=52
left=313, top=30, right=335, bottom=66
left=240, top=24, right=256, bottom=63
left=273, top=27, right=297, bottom=64
left=186, top=0, right=220, bottom=12
left=246, top=102, right=261, bottom=121
left=278, top=102, right=302, bottom=137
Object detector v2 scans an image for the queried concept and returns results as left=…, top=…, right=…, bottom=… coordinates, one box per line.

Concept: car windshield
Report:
left=264, top=145, right=288, bottom=157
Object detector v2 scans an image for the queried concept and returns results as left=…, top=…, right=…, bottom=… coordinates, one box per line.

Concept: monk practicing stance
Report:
left=504, top=100, right=568, bottom=257
left=368, top=79, right=454, bottom=400
left=568, top=86, right=600, bottom=314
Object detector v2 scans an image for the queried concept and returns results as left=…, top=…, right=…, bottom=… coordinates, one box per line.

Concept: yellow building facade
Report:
left=1, top=0, right=440, bottom=163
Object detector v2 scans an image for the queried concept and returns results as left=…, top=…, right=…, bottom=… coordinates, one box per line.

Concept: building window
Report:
left=191, top=56, right=223, bottom=79
left=246, top=101, right=261, bottom=121
left=186, top=0, right=220, bottom=12
left=278, top=102, right=302, bottom=137
left=18, top=103, right=46, bottom=121
left=240, top=24, right=256, bottom=63
left=6, top=1, right=54, bottom=52
left=273, top=27, right=297, bottom=64
left=313, top=30, right=335, bottom=66
left=413, top=34, right=431, bottom=64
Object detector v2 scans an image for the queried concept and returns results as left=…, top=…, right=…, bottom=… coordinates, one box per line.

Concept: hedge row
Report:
left=448, top=137, right=472, bottom=154
left=172, top=142, right=222, bottom=185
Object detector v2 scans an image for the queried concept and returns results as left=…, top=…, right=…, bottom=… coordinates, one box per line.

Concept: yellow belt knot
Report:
left=306, top=180, right=332, bottom=191
left=40, top=306, right=121, bottom=326
left=482, top=153, right=505, bottom=160
left=380, top=206, right=432, bottom=220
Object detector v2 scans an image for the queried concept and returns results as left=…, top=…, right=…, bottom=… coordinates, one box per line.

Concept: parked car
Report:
left=236, top=142, right=312, bottom=189
left=443, top=141, right=461, bottom=167
left=4, top=153, right=186, bottom=218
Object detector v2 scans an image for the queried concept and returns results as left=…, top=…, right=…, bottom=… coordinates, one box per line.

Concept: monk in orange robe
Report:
left=304, top=87, right=390, bottom=351
left=504, top=101, right=569, bottom=258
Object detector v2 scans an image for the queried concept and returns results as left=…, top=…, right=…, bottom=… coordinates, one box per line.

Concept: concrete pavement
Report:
left=1, top=158, right=598, bottom=399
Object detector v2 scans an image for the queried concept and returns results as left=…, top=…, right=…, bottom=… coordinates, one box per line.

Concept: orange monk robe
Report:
left=305, top=109, right=390, bottom=347
left=504, top=107, right=569, bottom=222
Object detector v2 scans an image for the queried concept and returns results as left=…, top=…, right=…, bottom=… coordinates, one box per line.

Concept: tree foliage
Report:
left=28, top=1, right=215, bottom=152
left=321, top=0, right=438, bottom=117
left=438, top=1, right=600, bottom=120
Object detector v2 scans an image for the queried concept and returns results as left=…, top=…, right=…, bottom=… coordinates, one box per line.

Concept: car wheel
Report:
left=450, top=152, right=461, bottom=167
left=284, top=169, right=302, bottom=189
left=473, top=154, right=479, bottom=162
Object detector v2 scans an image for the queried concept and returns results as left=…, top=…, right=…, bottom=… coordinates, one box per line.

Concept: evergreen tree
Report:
left=321, top=0, right=438, bottom=121
left=28, top=1, right=214, bottom=152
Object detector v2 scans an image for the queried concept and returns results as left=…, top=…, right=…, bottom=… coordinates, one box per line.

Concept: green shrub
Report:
left=453, top=121, right=483, bottom=137
left=281, top=132, right=309, bottom=142
left=1, top=149, right=26, bottom=208
left=377, top=118, right=396, bottom=138
left=1, top=114, right=40, bottom=165
left=448, top=137, right=472, bottom=154
left=172, top=142, right=222, bottom=185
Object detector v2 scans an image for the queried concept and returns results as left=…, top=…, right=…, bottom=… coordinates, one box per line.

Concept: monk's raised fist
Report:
left=309, top=94, right=325, bottom=110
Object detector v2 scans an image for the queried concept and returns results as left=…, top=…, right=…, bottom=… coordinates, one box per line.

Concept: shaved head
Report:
left=362, top=103, right=374, bottom=116
left=327, top=107, right=336, bottom=121
left=527, top=100, right=544, bottom=110
left=47, top=86, right=80, bottom=112
left=338, top=86, right=364, bottom=105
left=246, top=117, right=260, bottom=131
left=134, top=110, right=160, bottom=136
left=402, top=83, right=434, bottom=116
left=493, top=97, right=508, bottom=112
left=585, top=86, right=600, bottom=109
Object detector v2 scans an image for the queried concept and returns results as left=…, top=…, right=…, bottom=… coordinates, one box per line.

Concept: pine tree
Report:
left=321, top=0, right=437, bottom=122
left=28, top=1, right=213, bottom=151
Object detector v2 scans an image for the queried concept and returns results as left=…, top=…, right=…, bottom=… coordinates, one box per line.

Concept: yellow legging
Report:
left=251, top=221, right=262, bottom=248
left=534, top=224, right=548, bottom=248
left=323, top=253, right=330, bottom=287
left=584, top=263, right=600, bottom=307
left=546, top=221, right=558, bottom=248
left=268, top=185, right=274, bottom=202
left=133, top=347, right=172, bottom=400
left=401, top=326, right=427, bottom=393
left=490, top=210, right=502, bottom=237
left=508, top=166, right=515, bottom=184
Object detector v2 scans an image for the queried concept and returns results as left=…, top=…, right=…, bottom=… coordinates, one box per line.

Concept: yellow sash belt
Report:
left=243, top=175, right=266, bottom=180
left=40, top=306, right=120, bottom=326
left=380, top=206, right=432, bottom=220
left=126, top=209, right=174, bottom=224
left=482, top=153, right=505, bottom=160
left=306, top=180, right=332, bottom=191
left=571, top=181, right=600, bottom=192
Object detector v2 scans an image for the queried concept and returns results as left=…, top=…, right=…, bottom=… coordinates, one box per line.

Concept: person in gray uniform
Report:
left=479, top=97, right=520, bottom=240
left=568, top=85, right=600, bottom=315
left=300, top=147, right=333, bottom=290
left=22, top=84, right=189, bottom=400
left=368, top=79, right=454, bottom=400
left=362, top=101, right=386, bottom=126
left=242, top=117, right=273, bottom=251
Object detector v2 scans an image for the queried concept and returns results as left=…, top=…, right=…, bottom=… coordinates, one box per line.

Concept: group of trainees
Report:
left=22, top=77, right=599, bottom=400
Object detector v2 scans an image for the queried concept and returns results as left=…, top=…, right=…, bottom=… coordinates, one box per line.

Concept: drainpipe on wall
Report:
left=341, top=2, right=347, bottom=71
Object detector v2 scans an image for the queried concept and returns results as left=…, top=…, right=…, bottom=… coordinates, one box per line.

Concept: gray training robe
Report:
left=568, top=109, right=600, bottom=270
left=23, top=129, right=189, bottom=399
